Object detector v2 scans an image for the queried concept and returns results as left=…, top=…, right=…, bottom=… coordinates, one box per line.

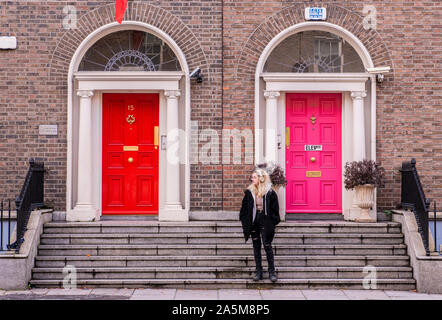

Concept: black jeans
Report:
left=251, top=210, right=275, bottom=272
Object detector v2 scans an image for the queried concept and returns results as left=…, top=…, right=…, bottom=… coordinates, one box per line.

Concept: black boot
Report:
left=253, top=268, right=263, bottom=281
left=269, top=269, right=277, bottom=283
left=264, top=243, right=277, bottom=282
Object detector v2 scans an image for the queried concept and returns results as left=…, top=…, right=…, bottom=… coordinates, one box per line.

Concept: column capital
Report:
left=76, top=90, right=94, bottom=98
left=351, top=91, right=367, bottom=100
left=264, top=91, right=280, bottom=100
left=164, top=90, right=181, bottom=99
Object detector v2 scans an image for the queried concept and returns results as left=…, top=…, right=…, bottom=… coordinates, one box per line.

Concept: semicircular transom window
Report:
left=78, top=30, right=181, bottom=72
left=263, top=31, right=365, bottom=73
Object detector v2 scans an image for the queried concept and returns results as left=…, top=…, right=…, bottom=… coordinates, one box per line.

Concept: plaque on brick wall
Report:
left=0, top=37, right=16, bottom=49
left=305, top=7, right=326, bottom=21
left=39, top=125, right=58, bottom=136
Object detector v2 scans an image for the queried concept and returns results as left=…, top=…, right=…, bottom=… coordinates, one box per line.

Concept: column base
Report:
left=346, top=208, right=377, bottom=222
left=355, top=216, right=376, bottom=223
left=67, top=205, right=98, bottom=222
left=344, top=208, right=360, bottom=221
left=159, top=205, right=188, bottom=222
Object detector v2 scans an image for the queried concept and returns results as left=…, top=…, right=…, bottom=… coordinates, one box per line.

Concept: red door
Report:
left=102, top=93, right=159, bottom=215
left=285, top=93, right=342, bottom=213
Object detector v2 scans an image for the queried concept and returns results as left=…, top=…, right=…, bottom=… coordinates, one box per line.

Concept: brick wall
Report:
left=0, top=1, right=440, bottom=213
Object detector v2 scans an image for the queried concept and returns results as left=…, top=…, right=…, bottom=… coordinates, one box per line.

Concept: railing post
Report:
left=1, top=200, right=3, bottom=251
left=435, top=201, right=438, bottom=254
left=8, top=199, right=11, bottom=250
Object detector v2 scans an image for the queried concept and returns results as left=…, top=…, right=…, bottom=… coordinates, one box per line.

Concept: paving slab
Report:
left=174, top=289, right=218, bottom=300
left=90, top=288, right=134, bottom=297
left=218, top=289, right=262, bottom=300
left=429, top=294, right=442, bottom=300
left=301, top=290, right=348, bottom=300
left=343, top=289, right=391, bottom=300
left=260, top=289, right=305, bottom=300
left=46, top=288, right=92, bottom=296
left=130, top=288, right=176, bottom=300
left=29, top=289, right=50, bottom=295
left=384, top=290, right=431, bottom=298
left=4, top=290, right=33, bottom=295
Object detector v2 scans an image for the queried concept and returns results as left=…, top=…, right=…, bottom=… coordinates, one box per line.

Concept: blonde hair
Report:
left=248, top=169, right=271, bottom=198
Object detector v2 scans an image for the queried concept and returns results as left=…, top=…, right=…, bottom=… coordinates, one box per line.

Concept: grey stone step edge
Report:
left=44, top=221, right=402, bottom=227
left=40, top=233, right=404, bottom=239
left=32, top=266, right=413, bottom=273
left=34, top=255, right=412, bottom=261
left=29, top=278, right=416, bottom=290
left=43, top=224, right=403, bottom=234
left=37, top=244, right=408, bottom=249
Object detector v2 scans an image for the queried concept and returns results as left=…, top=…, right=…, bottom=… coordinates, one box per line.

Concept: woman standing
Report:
left=239, top=169, right=280, bottom=282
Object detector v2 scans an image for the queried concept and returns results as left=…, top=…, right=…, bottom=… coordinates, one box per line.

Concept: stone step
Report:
left=36, top=254, right=412, bottom=268
left=39, top=233, right=405, bottom=245
left=43, top=221, right=403, bottom=235
left=37, top=244, right=408, bottom=256
left=35, top=252, right=410, bottom=268
left=31, top=266, right=413, bottom=280
left=34, top=255, right=411, bottom=268
left=29, top=278, right=417, bottom=290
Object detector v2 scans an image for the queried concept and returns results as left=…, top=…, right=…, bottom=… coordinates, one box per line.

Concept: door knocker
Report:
left=310, top=114, right=316, bottom=125
left=126, top=114, right=135, bottom=125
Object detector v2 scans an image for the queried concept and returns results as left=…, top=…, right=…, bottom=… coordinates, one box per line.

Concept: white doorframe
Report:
left=255, top=22, right=378, bottom=221
left=66, top=21, right=191, bottom=221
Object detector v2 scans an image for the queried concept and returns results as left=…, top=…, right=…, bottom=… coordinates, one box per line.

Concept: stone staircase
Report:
left=29, top=220, right=416, bottom=290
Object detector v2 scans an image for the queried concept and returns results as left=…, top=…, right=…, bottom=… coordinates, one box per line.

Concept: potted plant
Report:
left=344, top=159, right=386, bottom=222
left=256, top=162, right=288, bottom=221
left=256, top=162, right=288, bottom=191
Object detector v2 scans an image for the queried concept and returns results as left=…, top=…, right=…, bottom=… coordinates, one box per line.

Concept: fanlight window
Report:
left=78, top=30, right=181, bottom=71
left=263, top=31, right=365, bottom=73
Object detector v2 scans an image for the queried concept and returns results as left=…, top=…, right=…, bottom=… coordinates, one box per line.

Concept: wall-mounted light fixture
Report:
left=190, top=67, right=203, bottom=83
left=366, top=66, right=391, bottom=83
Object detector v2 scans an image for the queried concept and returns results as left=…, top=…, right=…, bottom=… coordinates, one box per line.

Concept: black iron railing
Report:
left=400, top=158, right=431, bottom=256
left=6, top=159, right=45, bottom=252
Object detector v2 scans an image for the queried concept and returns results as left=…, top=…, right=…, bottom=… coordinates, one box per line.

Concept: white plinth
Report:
left=67, top=206, right=99, bottom=222
left=159, top=207, right=189, bottom=222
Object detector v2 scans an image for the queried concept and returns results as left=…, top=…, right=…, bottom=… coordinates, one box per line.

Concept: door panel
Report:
left=286, top=93, right=342, bottom=213
left=102, top=93, right=159, bottom=215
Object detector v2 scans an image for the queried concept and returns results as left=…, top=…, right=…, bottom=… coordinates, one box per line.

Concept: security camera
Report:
left=366, top=66, right=391, bottom=74
left=366, top=66, right=391, bottom=83
left=190, top=67, right=203, bottom=83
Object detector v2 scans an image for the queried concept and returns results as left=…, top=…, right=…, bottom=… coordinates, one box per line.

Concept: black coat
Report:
left=239, top=186, right=280, bottom=242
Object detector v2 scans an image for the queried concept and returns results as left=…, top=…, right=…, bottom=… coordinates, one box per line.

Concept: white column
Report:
left=264, top=91, right=280, bottom=163
left=68, top=90, right=97, bottom=222
left=351, top=91, right=367, bottom=161
left=162, top=90, right=186, bottom=221
left=350, top=90, right=375, bottom=222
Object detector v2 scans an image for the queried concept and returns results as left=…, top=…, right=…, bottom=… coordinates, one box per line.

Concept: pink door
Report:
left=285, top=93, right=342, bottom=213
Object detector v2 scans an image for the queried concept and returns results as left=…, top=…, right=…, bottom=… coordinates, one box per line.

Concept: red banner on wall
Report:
left=115, top=0, right=128, bottom=24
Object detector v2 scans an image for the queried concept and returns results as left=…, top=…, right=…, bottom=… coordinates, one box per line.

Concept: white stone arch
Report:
left=66, top=21, right=191, bottom=221
left=256, top=22, right=378, bottom=222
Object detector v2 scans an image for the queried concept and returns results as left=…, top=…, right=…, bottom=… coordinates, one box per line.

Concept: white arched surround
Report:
left=66, top=21, right=191, bottom=222
left=255, top=22, right=378, bottom=222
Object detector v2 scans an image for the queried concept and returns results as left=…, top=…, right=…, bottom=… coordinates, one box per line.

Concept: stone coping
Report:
left=392, top=210, right=442, bottom=293
left=0, top=209, right=53, bottom=290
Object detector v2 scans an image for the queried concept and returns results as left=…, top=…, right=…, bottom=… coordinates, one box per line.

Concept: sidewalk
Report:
left=1, top=288, right=442, bottom=300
